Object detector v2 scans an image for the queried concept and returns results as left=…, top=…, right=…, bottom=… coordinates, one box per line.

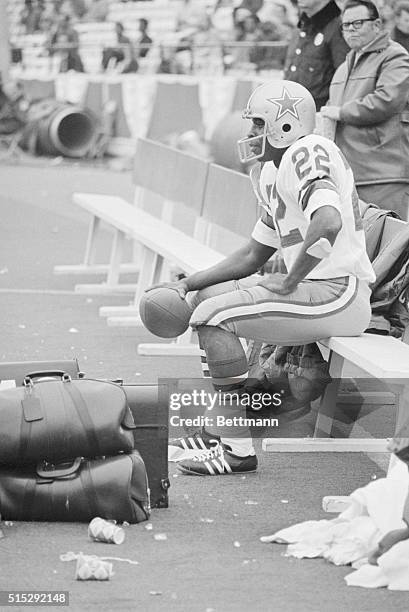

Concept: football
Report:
left=139, top=287, right=191, bottom=338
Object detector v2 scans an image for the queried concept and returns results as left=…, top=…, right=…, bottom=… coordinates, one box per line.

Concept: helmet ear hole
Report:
left=282, top=123, right=292, bottom=133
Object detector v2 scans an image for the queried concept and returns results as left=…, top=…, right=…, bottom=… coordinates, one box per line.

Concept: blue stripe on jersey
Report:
left=299, top=177, right=338, bottom=211
left=260, top=208, right=276, bottom=230
left=275, top=188, right=304, bottom=248
left=351, top=187, right=364, bottom=231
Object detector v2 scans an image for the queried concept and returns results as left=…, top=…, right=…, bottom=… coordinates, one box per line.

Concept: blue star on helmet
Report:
left=267, top=88, right=303, bottom=120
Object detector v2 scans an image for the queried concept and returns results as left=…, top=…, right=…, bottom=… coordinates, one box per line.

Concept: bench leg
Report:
left=54, top=214, right=139, bottom=277
left=390, top=381, right=409, bottom=434
left=313, top=351, right=345, bottom=437
left=55, top=215, right=109, bottom=275
left=106, top=228, right=125, bottom=286
left=99, top=249, right=162, bottom=319
left=75, top=228, right=138, bottom=294
left=133, top=246, right=164, bottom=305
left=83, top=215, right=100, bottom=266
left=263, top=350, right=395, bottom=456
left=105, top=246, right=164, bottom=325
left=386, top=381, right=409, bottom=476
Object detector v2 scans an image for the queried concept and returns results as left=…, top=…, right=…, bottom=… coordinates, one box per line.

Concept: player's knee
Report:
left=188, top=281, right=238, bottom=311
left=190, top=298, right=231, bottom=331
left=196, top=325, right=247, bottom=375
left=188, top=286, right=221, bottom=311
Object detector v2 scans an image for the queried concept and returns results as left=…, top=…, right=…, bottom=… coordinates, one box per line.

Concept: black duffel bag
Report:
left=0, top=451, right=150, bottom=523
left=0, top=373, right=136, bottom=465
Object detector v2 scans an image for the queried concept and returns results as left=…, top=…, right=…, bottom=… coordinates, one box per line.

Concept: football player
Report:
left=149, top=80, right=375, bottom=476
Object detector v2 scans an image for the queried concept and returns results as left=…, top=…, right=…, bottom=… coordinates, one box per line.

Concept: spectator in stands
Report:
left=321, top=0, right=409, bottom=220
left=69, top=0, right=88, bottom=19
left=263, top=2, right=297, bottom=39
left=85, top=0, right=110, bottom=22
left=102, top=22, right=133, bottom=71
left=249, top=20, right=288, bottom=70
left=136, top=18, right=153, bottom=59
left=103, top=19, right=152, bottom=73
left=157, top=49, right=186, bottom=75
left=258, top=0, right=298, bottom=32
left=40, top=2, right=61, bottom=30
left=58, top=0, right=87, bottom=20
left=21, top=0, right=45, bottom=34
left=237, top=0, right=264, bottom=16
left=48, top=14, right=85, bottom=72
left=183, top=14, right=223, bottom=73
left=230, top=9, right=263, bottom=68
left=176, top=0, right=209, bottom=36
left=377, top=0, right=395, bottom=31
left=212, top=0, right=238, bottom=41
left=284, top=0, right=349, bottom=110
left=391, top=1, right=409, bottom=52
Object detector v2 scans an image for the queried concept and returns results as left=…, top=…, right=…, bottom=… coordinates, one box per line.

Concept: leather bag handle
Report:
left=36, top=457, right=82, bottom=479
left=24, top=372, right=72, bottom=384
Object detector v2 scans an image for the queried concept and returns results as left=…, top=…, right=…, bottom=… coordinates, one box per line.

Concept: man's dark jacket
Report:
left=391, top=26, right=409, bottom=53
left=284, top=0, right=348, bottom=109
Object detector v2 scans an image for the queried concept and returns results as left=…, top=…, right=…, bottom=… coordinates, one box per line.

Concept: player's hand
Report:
left=367, top=526, right=409, bottom=565
left=144, top=279, right=189, bottom=299
left=257, top=273, right=296, bottom=295
left=320, top=105, right=341, bottom=121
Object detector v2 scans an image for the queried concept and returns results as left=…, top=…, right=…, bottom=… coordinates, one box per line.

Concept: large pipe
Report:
left=36, top=104, right=99, bottom=158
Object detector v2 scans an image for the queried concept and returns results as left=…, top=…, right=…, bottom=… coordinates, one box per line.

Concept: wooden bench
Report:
left=54, top=138, right=210, bottom=292
left=56, top=137, right=409, bottom=461
left=263, top=331, right=409, bottom=475
left=72, top=192, right=224, bottom=286
left=72, top=191, right=225, bottom=356
left=263, top=216, right=409, bottom=470
left=135, top=161, right=261, bottom=355
left=54, top=138, right=260, bottom=354
left=96, top=160, right=260, bottom=325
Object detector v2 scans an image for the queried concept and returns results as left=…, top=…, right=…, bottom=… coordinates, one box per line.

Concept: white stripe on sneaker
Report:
left=204, top=461, right=215, bottom=475
left=222, top=457, right=233, bottom=473
left=212, top=459, right=224, bottom=474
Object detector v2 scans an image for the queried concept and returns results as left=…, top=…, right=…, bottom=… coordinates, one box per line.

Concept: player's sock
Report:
left=221, top=437, right=255, bottom=457
left=196, top=326, right=255, bottom=459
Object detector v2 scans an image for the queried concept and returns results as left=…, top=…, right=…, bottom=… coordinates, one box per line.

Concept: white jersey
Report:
left=251, top=134, right=376, bottom=284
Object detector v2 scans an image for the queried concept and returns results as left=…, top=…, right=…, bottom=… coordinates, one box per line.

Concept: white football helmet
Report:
left=237, top=80, right=316, bottom=163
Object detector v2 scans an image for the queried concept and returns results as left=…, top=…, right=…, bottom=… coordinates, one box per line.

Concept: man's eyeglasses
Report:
left=341, top=18, right=376, bottom=31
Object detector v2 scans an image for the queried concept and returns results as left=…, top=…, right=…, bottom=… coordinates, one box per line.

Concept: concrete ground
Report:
left=0, top=157, right=406, bottom=612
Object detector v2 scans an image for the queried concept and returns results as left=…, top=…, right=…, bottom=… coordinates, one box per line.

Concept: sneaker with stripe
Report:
left=177, top=443, right=258, bottom=476
left=168, top=430, right=221, bottom=462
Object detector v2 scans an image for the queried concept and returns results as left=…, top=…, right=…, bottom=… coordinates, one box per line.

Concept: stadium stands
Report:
left=7, top=0, right=288, bottom=77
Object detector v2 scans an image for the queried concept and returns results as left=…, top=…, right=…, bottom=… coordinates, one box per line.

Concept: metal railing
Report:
left=10, top=40, right=289, bottom=75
